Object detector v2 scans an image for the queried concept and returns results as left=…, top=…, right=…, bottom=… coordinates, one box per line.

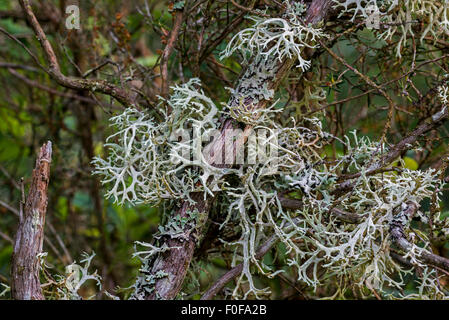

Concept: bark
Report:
left=11, top=141, right=52, bottom=300
left=144, top=193, right=214, bottom=299
left=19, top=0, right=135, bottom=107
left=141, top=0, right=335, bottom=300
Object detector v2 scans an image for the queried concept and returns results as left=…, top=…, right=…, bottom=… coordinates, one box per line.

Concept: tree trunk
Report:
left=11, top=141, right=52, bottom=300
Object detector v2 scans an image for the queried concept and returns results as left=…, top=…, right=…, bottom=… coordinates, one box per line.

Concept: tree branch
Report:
left=335, top=105, right=449, bottom=195
left=11, top=141, right=52, bottom=300
left=160, top=9, right=184, bottom=98
left=279, top=196, right=362, bottom=223
left=390, top=201, right=449, bottom=272
left=18, top=0, right=135, bottom=107
left=137, top=0, right=336, bottom=300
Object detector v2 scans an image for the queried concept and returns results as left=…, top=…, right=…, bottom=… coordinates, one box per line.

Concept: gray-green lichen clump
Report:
left=92, top=1, right=449, bottom=299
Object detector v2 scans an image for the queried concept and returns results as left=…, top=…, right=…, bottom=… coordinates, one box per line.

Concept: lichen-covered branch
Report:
left=336, top=105, right=449, bottom=194
left=390, top=201, right=449, bottom=273
left=200, top=201, right=361, bottom=300
left=90, top=0, right=449, bottom=300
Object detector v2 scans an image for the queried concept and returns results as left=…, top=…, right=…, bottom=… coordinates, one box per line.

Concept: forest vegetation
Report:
left=0, top=0, right=449, bottom=300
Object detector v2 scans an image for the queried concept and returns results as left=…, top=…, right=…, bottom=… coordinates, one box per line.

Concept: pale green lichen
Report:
left=0, top=283, right=9, bottom=297
left=333, top=0, right=449, bottom=56
left=92, top=78, right=225, bottom=206
left=91, top=1, right=449, bottom=300
left=439, top=83, right=449, bottom=106
left=130, top=241, right=171, bottom=300
left=220, top=1, right=328, bottom=71
left=39, top=252, right=103, bottom=300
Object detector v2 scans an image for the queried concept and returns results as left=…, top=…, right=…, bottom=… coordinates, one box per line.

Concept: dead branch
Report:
left=11, top=141, right=52, bottom=300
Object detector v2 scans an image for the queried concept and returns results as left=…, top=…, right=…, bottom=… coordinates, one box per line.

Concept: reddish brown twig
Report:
left=18, top=0, right=135, bottom=107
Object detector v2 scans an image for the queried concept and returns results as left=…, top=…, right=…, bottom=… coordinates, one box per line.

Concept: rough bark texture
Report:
left=143, top=0, right=335, bottom=300
left=390, top=201, right=449, bottom=272
left=11, top=141, right=52, bottom=300
left=145, top=192, right=214, bottom=299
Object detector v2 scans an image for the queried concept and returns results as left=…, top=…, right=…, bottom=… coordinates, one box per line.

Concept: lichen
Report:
left=94, top=76, right=449, bottom=299
left=91, top=2, right=449, bottom=300
left=39, top=252, right=103, bottom=300
left=92, top=78, right=225, bottom=206
left=333, top=0, right=449, bottom=56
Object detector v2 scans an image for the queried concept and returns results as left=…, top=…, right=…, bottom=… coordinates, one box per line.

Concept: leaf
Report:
left=403, top=157, right=418, bottom=170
